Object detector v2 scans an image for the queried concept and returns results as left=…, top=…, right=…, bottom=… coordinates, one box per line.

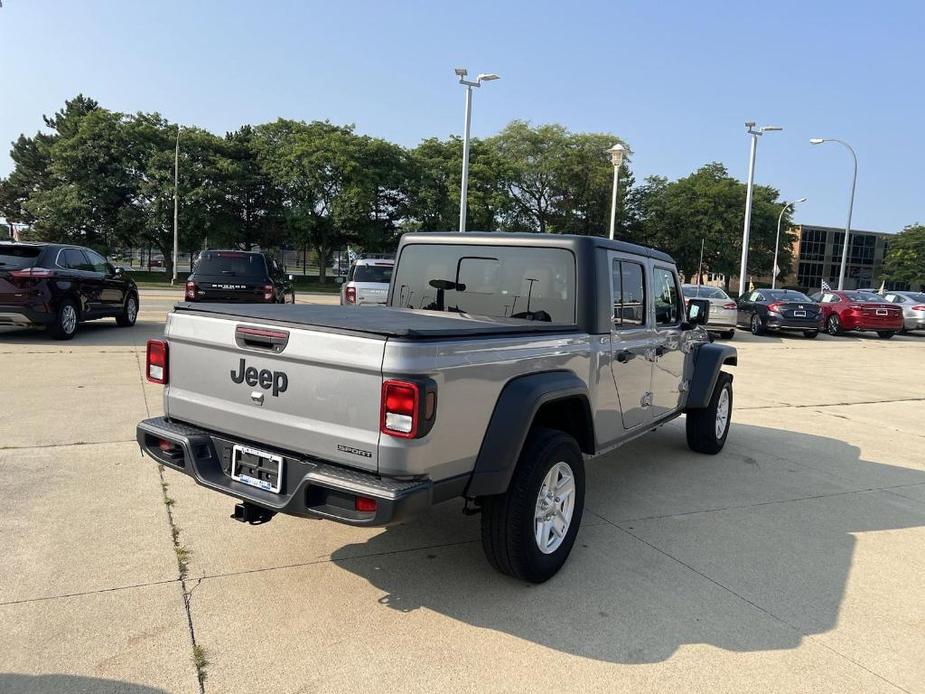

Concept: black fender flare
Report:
left=686, top=342, right=737, bottom=409
left=465, top=370, right=593, bottom=498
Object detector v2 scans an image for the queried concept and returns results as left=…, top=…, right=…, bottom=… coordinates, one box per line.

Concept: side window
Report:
left=653, top=267, right=682, bottom=326
left=748, top=291, right=761, bottom=302
left=84, top=249, right=109, bottom=273
left=61, top=249, right=92, bottom=271
left=611, top=259, right=646, bottom=328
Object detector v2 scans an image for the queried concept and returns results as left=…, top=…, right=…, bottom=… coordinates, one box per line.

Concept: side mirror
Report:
left=686, top=298, right=710, bottom=326
left=335, top=277, right=345, bottom=285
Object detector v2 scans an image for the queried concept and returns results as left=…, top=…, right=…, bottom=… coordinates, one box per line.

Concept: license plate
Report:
left=794, top=310, right=806, bottom=317
left=876, top=309, right=887, bottom=316
left=231, top=444, right=284, bottom=493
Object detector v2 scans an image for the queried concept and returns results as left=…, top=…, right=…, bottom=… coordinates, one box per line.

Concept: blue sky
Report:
left=1, top=0, right=921, bottom=232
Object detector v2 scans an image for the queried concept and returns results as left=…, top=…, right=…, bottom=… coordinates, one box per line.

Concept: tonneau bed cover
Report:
left=173, top=302, right=578, bottom=339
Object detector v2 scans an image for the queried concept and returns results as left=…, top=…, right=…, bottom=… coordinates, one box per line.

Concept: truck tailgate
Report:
left=164, top=311, right=384, bottom=472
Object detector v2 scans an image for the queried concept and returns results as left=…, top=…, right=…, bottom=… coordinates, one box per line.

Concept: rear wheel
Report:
left=48, top=298, right=79, bottom=340
left=877, top=331, right=895, bottom=339
left=116, top=293, right=138, bottom=327
left=750, top=313, right=765, bottom=335
left=686, top=372, right=732, bottom=454
left=826, top=314, right=842, bottom=336
left=803, top=330, right=819, bottom=339
left=480, top=428, right=585, bottom=583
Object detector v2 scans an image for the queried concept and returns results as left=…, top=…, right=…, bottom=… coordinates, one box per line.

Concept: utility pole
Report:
left=172, top=124, right=180, bottom=285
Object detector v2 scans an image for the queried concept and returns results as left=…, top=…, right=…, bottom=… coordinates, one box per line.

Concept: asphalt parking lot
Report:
left=1, top=289, right=923, bottom=694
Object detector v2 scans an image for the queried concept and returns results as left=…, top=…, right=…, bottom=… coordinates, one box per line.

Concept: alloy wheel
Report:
left=534, top=462, right=576, bottom=554
left=750, top=314, right=761, bottom=334
left=127, top=297, right=137, bottom=323
left=827, top=315, right=840, bottom=335
left=715, top=386, right=730, bottom=439
left=61, top=304, right=77, bottom=335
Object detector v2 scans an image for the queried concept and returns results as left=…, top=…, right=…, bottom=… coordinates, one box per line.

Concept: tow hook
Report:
left=232, top=502, right=276, bottom=525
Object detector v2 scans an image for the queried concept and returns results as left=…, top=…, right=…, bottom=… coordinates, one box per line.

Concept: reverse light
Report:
left=380, top=378, right=437, bottom=439
left=146, top=339, right=169, bottom=384
left=345, top=286, right=357, bottom=304
left=185, top=281, right=196, bottom=301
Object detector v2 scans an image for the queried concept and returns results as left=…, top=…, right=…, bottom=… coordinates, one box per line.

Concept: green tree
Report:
left=883, top=224, right=925, bottom=289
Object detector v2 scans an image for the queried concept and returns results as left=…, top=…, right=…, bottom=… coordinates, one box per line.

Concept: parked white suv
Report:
left=338, top=258, right=394, bottom=306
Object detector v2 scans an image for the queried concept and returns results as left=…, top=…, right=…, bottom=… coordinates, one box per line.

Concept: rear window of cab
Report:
left=0, top=245, right=42, bottom=269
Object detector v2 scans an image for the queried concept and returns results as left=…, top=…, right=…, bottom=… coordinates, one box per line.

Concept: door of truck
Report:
left=649, top=264, right=686, bottom=419
left=608, top=252, right=653, bottom=430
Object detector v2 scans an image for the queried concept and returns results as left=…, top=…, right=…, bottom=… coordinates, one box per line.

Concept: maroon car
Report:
left=810, top=290, right=903, bottom=338
left=0, top=242, right=138, bottom=340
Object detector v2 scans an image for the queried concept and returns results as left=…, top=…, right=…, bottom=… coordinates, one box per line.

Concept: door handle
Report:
left=616, top=350, right=636, bottom=363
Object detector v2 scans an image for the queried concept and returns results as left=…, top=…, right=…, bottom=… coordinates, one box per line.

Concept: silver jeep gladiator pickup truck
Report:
left=138, top=232, right=736, bottom=582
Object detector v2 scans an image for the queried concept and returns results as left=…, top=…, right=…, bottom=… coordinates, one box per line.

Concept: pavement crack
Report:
left=0, top=439, right=135, bottom=451
left=738, top=396, right=925, bottom=411
left=0, top=578, right=181, bottom=607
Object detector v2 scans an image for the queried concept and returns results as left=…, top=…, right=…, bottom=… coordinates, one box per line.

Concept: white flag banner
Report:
left=773, top=264, right=781, bottom=278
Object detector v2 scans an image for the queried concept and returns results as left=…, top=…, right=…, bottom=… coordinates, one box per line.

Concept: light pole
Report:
left=737, top=122, right=782, bottom=298
left=810, top=138, right=857, bottom=290
left=772, top=197, right=806, bottom=289
left=455, top=68, right=499, bottom=232
left=606, top=143, right=628, bottom=240
left=172, top=124, right=180, bottom=285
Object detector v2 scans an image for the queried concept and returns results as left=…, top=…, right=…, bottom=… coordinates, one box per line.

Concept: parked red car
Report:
left=810, top=290, right=903, bottom=338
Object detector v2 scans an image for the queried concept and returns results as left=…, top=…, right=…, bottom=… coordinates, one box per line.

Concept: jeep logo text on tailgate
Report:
left=230, top=359, right=288, bottom=396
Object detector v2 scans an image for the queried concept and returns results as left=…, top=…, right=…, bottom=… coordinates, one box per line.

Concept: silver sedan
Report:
left=682, top=284, right=738, bottom=339
left=882, top=291, right=925, bottom=332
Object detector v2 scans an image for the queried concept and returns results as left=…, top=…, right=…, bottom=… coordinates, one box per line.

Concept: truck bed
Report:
left=173, top=302, right=578, bottom=339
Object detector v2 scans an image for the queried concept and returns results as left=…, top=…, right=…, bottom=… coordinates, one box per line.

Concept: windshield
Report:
left=0, top=246, right=42, bottom=269
left=390, top=244, right=576, bottom=323
left=767, top=290, right=811, bottom=302
left=194, top=252, right=266, bottom=278
left=682, top=285, right=728, bottom=299
left=353, top=264, right=393, bottom=284
left=845, top=292, right=882, bottom=302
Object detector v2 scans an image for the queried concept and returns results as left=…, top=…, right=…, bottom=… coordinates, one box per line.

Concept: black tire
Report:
left=686, top=371, right=733, bottom=454
left=826, top=314, right=841, bottom=336
left=749, top=313, right=765, bottom=335
left=48, top=298, right=79, bottom=340
left=803, top=330, right=819, bottom=339
left=877, top=331, right=895, bottom=339
left=480, top=428, right=585, bottom=583
left=116, top=292, right=138, bottom=327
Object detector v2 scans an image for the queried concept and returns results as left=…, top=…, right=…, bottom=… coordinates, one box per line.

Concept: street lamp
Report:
left=810, top=137, right=857, bottom=290
left=738, top=122, right=782, bottom=298
left=172, top=124, right=180, bottom=285
left=772, top=197, right=806, bottom=289
left=455, top=68, right=499, bottom=232
left=606, top=143, right=629, bottom=240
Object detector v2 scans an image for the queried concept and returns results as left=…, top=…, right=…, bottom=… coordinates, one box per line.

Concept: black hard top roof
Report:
left=398, top=231, right=675, bottom=264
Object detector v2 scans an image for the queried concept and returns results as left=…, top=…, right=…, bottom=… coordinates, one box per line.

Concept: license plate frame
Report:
left=231, top=444, right=284, bottom=493
left=876, top=308, right=888, bottom=316
left=794, top=310, right=807, bottom=317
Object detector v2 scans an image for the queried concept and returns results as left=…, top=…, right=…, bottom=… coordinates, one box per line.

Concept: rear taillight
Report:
left=146, top=339, right=168, bottom=384
left=263, top=284, right=274, bottom=302
left=723, top=302, right=737, bottom=309
left=912, top=305, right=925, bottom=311
left=767, top=302, right=783, bottom=312
left=185, top=281, right=196, bottom=300
left=345, top=286, right=356, bottom=304
left=380, top=379, right=437, bottom=439
left=10, top=267, right=54, bottom=279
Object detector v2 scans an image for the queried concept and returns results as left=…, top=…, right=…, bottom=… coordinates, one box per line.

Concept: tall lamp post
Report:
left=772, top=197, right=806, bottom=289
left=737, top=122, right=782, bottom=298
left=172, top=124, right=180, bottom=285
left=454, top=68, right=499, bottom=232
left=606, top=144, right=628, bottom=240
left=810, top=138, right=857, bottom=290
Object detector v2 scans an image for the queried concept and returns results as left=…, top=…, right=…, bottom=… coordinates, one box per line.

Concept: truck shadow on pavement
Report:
left=330, top=422, right=925, bottom=665
left=0, top=673, right=168, bottom=694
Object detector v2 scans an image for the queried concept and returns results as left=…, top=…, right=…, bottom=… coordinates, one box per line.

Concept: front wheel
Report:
left=116, top=293, right=138, bottom=327
left=480, top=428, right=585, bottom=583
left=877, top=331, right=895, bottom=339
left=686, top=372, right=733, bottom=454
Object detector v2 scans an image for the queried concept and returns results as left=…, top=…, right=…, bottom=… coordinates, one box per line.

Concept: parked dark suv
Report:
left=185, top=250, right=294, bottom=304
left=0, top=242, right=139, bottom=340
